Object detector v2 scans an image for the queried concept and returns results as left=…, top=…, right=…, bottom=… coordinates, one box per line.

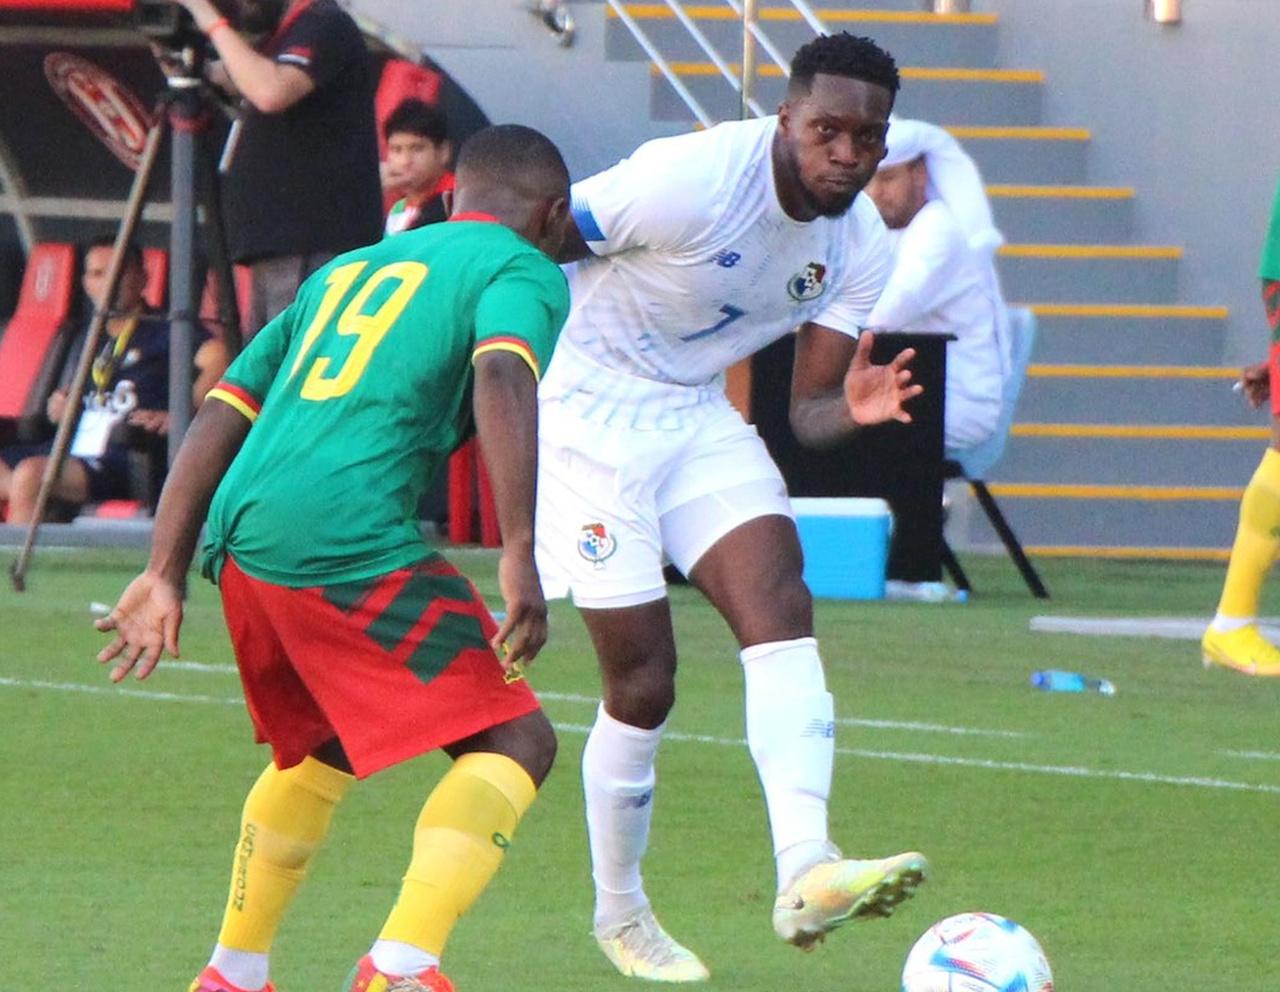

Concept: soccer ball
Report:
left=900, top=912, right=1054, bottom=992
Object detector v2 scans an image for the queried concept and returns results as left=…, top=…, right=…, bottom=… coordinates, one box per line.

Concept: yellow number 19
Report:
left=288, top=260, right=429, bottom=401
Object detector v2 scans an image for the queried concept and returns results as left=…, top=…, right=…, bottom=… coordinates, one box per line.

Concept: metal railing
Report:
left=606, top=0, right=832, bottom=125
left=604, top=0, right=716, bottom=126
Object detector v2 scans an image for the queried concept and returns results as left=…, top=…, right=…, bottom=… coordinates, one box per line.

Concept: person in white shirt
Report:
left=864, top=118, right=1009, bottom=456
left=536, top=34, right=928, bottom=983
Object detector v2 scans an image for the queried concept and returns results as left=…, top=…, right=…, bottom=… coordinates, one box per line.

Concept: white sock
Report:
left=740, top=637, right=835, bottom=893
left=1212, top=613, right=1254, bottom=633
left=370, top=939, right=439, bottom=976
left=582, top=702, right=665, bottom=929
left=209, top=946, right=269, bottom=991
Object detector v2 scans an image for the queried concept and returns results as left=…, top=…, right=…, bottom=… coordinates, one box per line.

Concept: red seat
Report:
left=0, top=243, right=77, bottom=426
left=199, top=263, right=253, bottom=344
left=142, top=247, right=168, bottom=311
left=448, top=439, right=501, bottom=548
left=374, top=59, right=443, bottom=160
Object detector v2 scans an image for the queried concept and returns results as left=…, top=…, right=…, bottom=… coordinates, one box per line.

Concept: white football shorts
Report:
left=535, top=392, right=793, bottom=609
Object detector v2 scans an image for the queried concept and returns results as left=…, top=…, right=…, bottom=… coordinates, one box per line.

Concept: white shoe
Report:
left=773, top=851, right=929, bottom=949
left=595, top=907, right=710, bottom=982
left=884, top=580, right=953, bottom=603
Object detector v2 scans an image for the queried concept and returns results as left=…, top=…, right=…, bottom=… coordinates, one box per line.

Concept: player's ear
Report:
left=537, top=195, right=571, bottom=256
left=441, top=188, right=454, bottom=218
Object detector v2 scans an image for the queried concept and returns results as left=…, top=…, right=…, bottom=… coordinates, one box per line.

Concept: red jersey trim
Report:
left=449, top=211, right=499, bottom=224
left=207, top=381, right=262, bottom=423
left=473, top=336, right=540, bottom=380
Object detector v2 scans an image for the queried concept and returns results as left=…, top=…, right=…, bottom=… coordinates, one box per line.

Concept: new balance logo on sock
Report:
left=801, top=719, right=835, bottom=739
left=615, top=790, right=654, bottom=809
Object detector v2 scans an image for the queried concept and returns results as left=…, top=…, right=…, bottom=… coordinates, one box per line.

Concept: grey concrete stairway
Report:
left=598, top=1, right=1241, bottom=560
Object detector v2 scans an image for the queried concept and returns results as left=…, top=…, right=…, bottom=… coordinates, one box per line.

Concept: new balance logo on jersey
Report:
left=712, top=249, right=741, bottom=268
left=801, top=718, right=835, bottom=739
left=787, top=262, right=828, bottom=302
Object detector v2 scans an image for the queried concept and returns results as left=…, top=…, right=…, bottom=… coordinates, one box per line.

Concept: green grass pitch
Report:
left=3, top=548, right=1279, bottom=990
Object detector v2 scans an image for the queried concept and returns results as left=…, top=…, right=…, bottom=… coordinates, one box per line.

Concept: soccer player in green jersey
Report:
left=95, top=124, right=573, bottom=992
left=1203, top=174, right=1280, bottom=676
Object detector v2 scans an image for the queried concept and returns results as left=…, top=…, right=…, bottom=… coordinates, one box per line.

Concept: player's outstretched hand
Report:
left=1240, top=359, right=1270, bottom=409
left=493, top=549, right=549, bottom=675
left=95, top=570, right=183, bottom=683
left=843, top=331, right=924, bottom=426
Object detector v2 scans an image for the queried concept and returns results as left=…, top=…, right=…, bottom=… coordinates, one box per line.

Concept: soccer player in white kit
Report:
left=536, top=34, right=928, bottom=981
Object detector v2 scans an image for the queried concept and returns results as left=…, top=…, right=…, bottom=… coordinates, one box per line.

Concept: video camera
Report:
left=132, top=0, right=206, bottom=51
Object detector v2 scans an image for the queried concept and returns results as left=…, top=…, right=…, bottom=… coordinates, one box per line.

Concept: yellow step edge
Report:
left=999, top=244, right=1181, bottom=260
left=988, top=483, right=1244, bottom=501
left=1026, top=303, right=1230, bottom=319
left=1011, top=424, right=1268, bottom=440
left=659, top=63, right=1039, bottom=83
left=904, top=67, right=1042, bottom=82
left=986, top=184, right=1135, bottom=199
left=947, top=126, right=1090, bottom=140
left=1027, top=364, right=1236, bottom=379
left=1026, top=545, right=1230, bottom=561
left=611, top=5, right=998, bottom=24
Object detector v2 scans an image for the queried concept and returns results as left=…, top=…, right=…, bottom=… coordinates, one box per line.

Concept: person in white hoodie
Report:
left=864, top=117, right=1010, bottom=456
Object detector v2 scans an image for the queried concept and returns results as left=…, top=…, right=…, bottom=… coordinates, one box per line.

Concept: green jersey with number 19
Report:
left=201, top=216, right=569, bottom=587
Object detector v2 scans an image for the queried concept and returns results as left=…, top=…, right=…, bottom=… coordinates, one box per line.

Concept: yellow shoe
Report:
left=772, top=851, right=928, bottom=949
left=595, top=907, right=710, bottom=982
left=1202, top=624, right=1280, bottom=676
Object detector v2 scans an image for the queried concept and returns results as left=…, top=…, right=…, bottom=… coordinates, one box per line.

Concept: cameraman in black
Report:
left=167, top=0, right=382, bottom=340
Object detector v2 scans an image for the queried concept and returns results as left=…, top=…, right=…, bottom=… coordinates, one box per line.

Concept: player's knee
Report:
left=524, top=711, right=558, bottom=786
left=604, top=662, right=676, bottom=729
left=755, top=568, right=812, bottom=634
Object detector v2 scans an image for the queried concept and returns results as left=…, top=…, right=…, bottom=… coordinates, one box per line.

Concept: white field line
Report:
left=0, top=676, right=242, bottom=706
left=5, top=676, right=1278, bottom=796
left=1220, top=750, right=1280, bottom=761
left=154, top=664, right=1028, bottom=738
left=1030, top=614, right=1280, bottom=642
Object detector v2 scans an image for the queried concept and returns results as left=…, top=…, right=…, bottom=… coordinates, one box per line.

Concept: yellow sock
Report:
left=1218, top=448, right=1280, bottom=619
left=378, top=752, right=537, bottom=956
left=217, top=757, right=354, bottom=953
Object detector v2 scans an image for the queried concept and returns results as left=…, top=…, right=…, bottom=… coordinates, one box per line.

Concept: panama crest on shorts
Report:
left=578, top=522, right=618, bottom=568
left=787, top=261, right=828, bottom=302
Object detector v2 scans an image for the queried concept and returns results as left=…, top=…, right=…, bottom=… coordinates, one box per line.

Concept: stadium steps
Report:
left=997, top=245, right=1181, bottom=304
left=593, top=1, right=1241, bottom=560
left=1026, top=306, right=1227, bottom=366
left=606, top=6, right=1000, bottom=68
left=652, top=63, right=1045, bottom=125
left=987, top=185, right=1136, bottom=244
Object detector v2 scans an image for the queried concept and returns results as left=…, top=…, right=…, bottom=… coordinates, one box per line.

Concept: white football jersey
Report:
left=541, top=116, right=890, bottom=428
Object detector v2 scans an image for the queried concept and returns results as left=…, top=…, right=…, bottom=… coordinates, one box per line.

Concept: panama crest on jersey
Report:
left=578, top=522, right=618, bottom=567
left=787, top=261, right=828, bottom=302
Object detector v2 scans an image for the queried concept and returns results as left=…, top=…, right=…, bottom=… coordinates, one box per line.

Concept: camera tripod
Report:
left=10, top=48, right=242, bottom=591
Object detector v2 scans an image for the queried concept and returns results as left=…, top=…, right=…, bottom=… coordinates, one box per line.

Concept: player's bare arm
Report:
left=1241, top=359, right=1269, bottom=409
left=789, top=322, right=922, bottom=448
left=171, top=0, right=316, bottom=114
left=473, top=349, right=548, bottom=669
left=95, top=400, right=252, bottom=682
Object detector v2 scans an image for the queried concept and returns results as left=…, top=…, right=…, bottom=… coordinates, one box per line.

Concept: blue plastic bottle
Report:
left=1030, top=669, right=1116, bottom=696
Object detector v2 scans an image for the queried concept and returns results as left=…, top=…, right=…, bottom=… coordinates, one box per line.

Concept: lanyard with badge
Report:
left=70, top=318, right=141, bottom=459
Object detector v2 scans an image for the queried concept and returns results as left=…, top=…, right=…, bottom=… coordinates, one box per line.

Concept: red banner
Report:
left=0, top=1, right=132, bottom=10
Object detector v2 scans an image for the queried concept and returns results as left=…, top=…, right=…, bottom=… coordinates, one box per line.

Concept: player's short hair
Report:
left=456, top=124, right=569, bottom=194
left=383, top=98, right=449, bottom=145
left=788, top=32, right=900, bottom=101
left=86, top=235, right=144, bottom=273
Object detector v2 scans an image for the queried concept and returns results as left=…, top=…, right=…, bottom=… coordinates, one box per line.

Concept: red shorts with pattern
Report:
left=218, top=554, right=540, bottom=778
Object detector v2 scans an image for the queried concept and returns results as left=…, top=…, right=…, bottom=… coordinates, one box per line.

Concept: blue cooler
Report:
left=791, top=497, right=893, bottom=600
